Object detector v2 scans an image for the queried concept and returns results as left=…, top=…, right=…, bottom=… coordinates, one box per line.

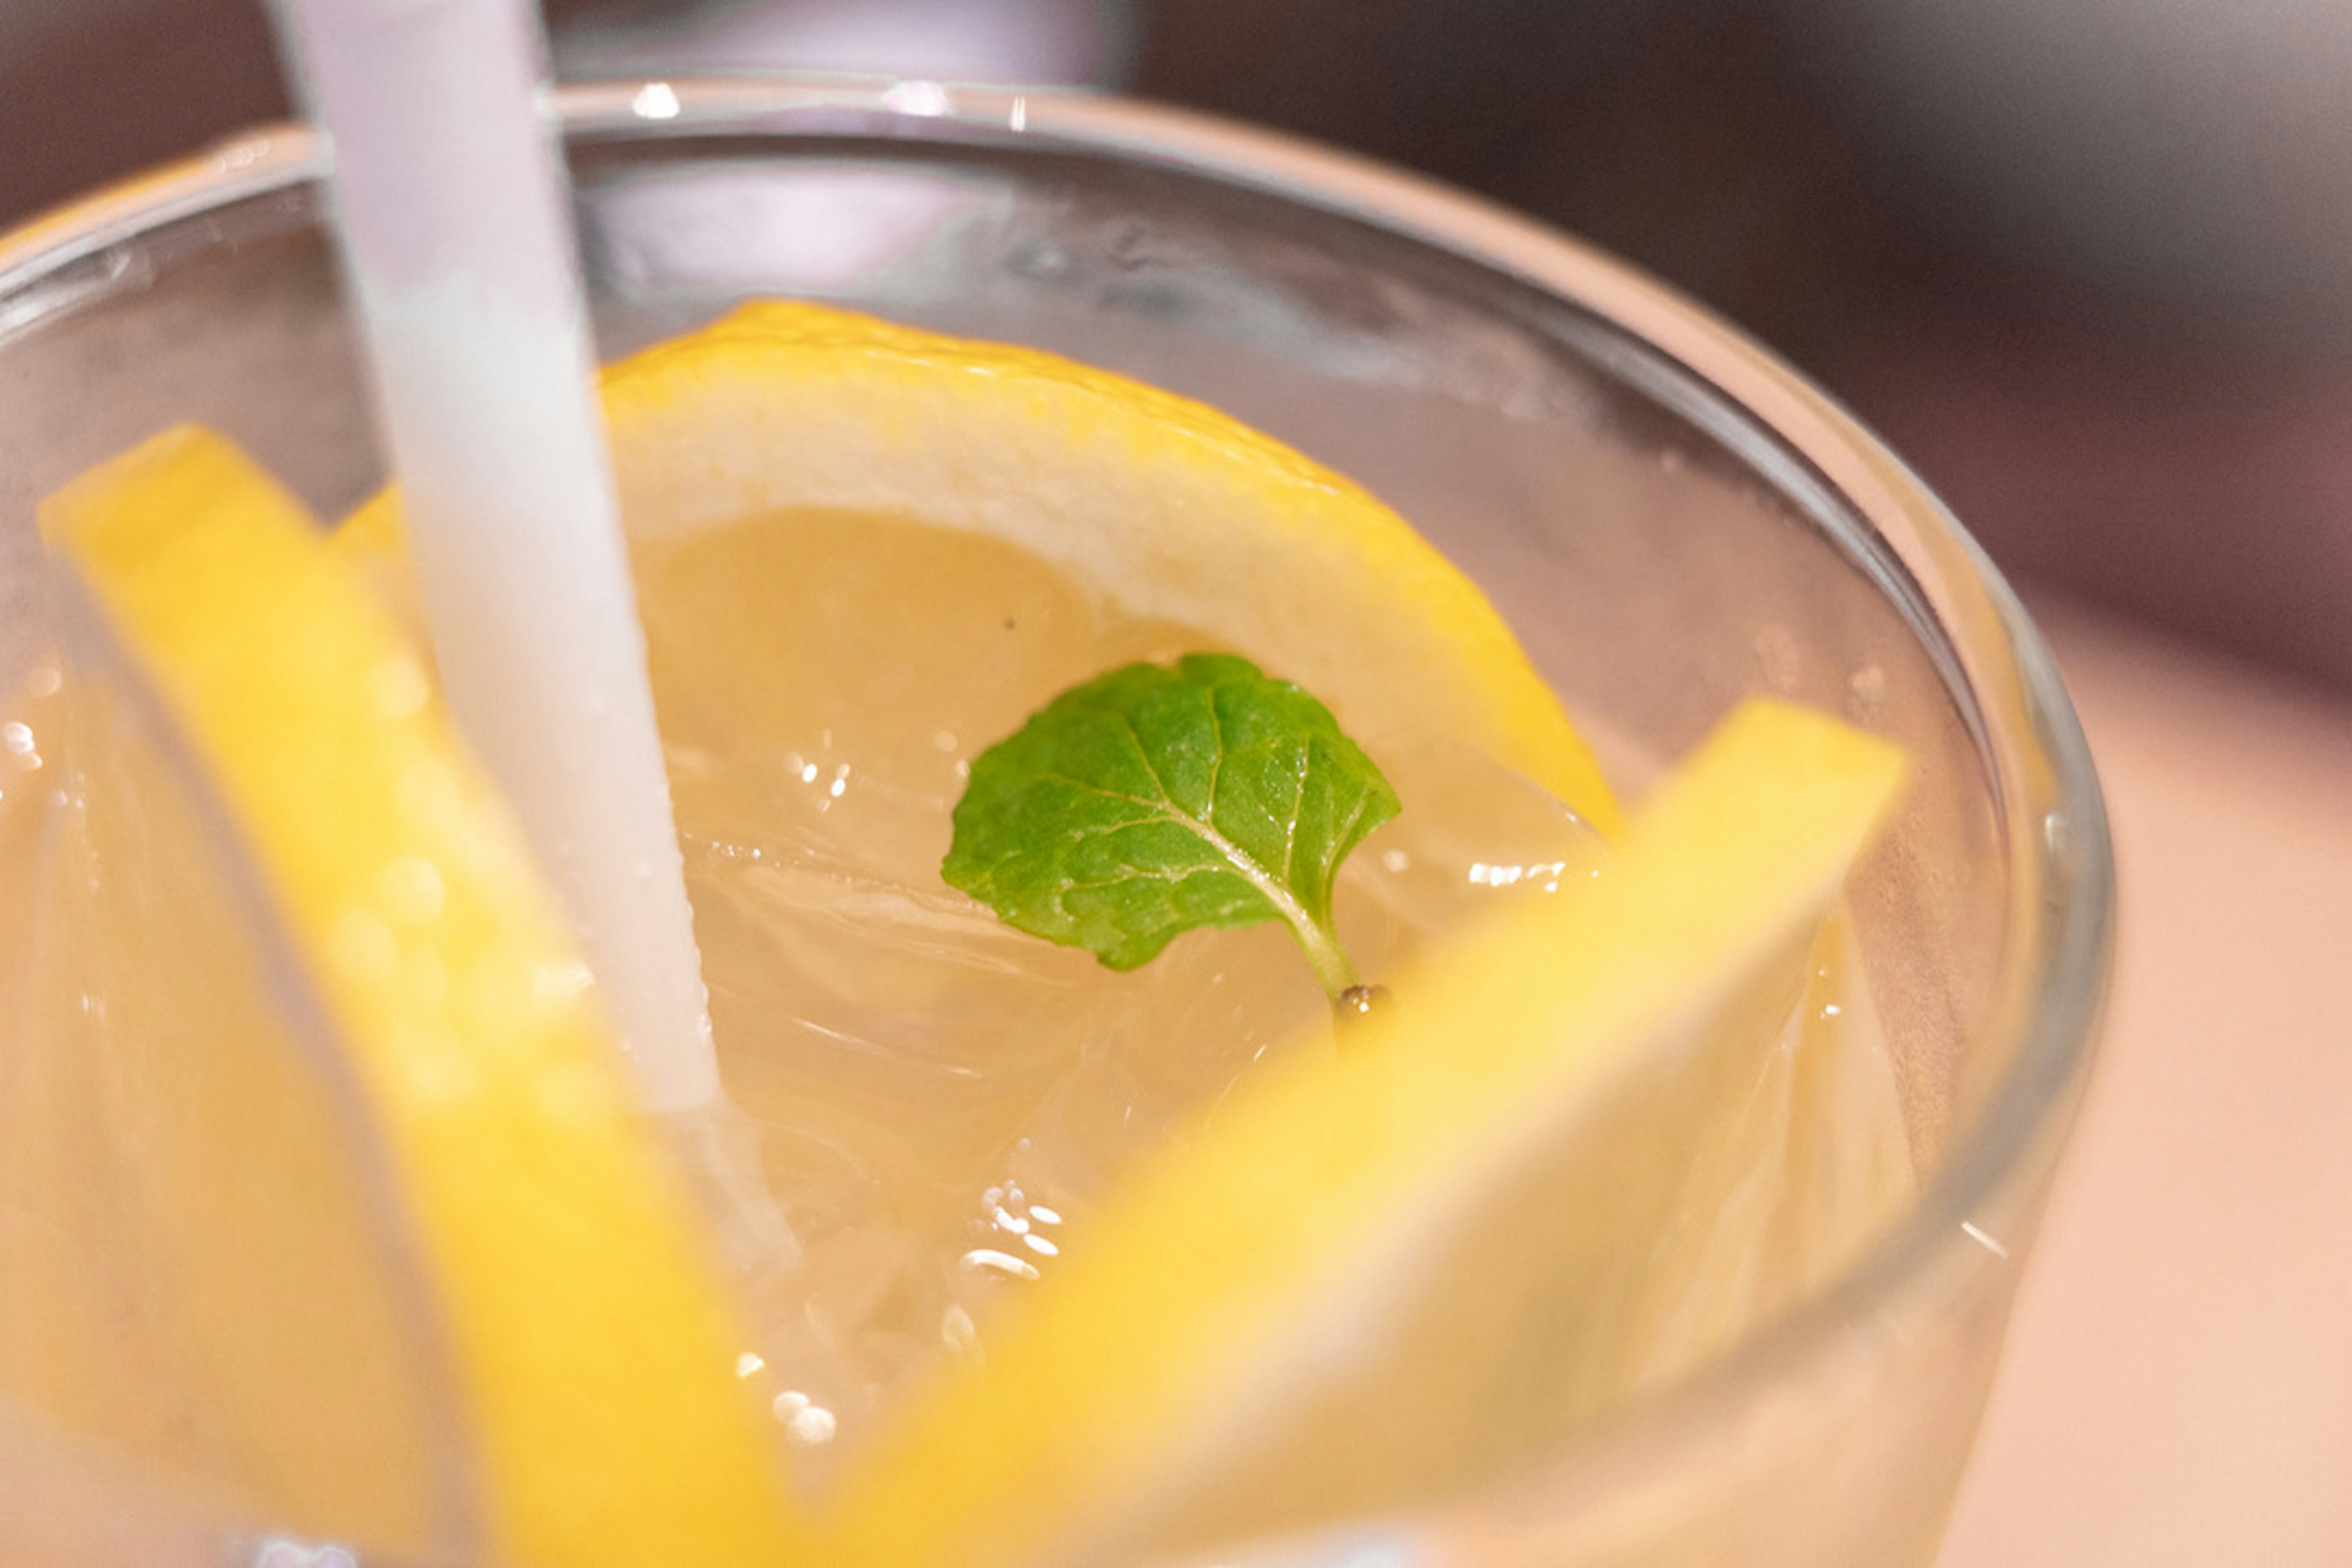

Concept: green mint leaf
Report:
left=942, top=653, right=1399, bottom=999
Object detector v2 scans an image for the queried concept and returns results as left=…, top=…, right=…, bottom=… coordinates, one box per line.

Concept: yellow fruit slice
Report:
left=35, top=429, right=802, bottom=1567
left=336, top=301, right=1619, bottom=836
left=818, top=699, right=1909, bottom=1568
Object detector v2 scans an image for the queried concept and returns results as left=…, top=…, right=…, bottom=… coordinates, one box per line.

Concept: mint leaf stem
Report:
left=1294, top=919, right=1363, bottom=1003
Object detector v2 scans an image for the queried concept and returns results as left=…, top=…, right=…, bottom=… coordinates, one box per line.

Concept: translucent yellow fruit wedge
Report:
left=819, top=699, right=1909, bottom=1568
left=337, top=301, right=1618, bottom=835
left=36, top=429, right=803, bottom=1568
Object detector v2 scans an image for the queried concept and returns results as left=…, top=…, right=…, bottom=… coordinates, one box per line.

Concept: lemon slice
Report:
left=337, top=301, right=1618, bottom=836
left=818, top=699, right=1909, bottom=1568
left=34, top=429, right=802, bottom=1567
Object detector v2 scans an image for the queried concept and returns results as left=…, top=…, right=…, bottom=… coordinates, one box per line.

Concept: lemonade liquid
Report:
left=635, top=499, right=1916, bottom=1507
left=0, top=478, right=1915, bottom=1553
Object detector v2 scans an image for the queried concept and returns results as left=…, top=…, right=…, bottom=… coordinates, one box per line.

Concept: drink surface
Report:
left=642, top=492, right=1915, bottom=1511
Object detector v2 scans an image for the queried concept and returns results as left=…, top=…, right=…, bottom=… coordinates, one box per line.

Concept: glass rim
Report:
left=0, top=72, right=2114, bottom=1532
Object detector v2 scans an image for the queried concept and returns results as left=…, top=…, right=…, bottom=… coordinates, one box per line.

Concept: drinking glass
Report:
left=0, top=77, right=2110, bottom=1567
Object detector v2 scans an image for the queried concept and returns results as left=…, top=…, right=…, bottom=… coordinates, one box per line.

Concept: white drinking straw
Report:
left=273, top=0, right=718, bottom=1113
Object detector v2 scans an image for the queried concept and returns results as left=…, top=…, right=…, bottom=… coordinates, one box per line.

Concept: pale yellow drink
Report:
left=0, top=361, right=1910, bottom=1562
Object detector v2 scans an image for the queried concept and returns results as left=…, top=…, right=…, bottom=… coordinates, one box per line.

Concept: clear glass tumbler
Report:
left=0, top=78, right=2110, bottom=1567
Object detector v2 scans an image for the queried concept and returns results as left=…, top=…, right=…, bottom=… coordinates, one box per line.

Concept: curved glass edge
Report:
left=0, top=130, right=317, bottom=298
left=0, top=74, right=2116, bottom=1548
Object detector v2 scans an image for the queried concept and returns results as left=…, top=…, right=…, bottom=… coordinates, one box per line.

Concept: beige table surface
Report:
left=1934, top=592, right=2352, bottom=1567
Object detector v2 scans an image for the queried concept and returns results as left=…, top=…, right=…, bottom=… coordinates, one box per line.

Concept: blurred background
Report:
left=4, top=5, right=2348, bottom=1567
left=4, top=0, right=2348, bottom=695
